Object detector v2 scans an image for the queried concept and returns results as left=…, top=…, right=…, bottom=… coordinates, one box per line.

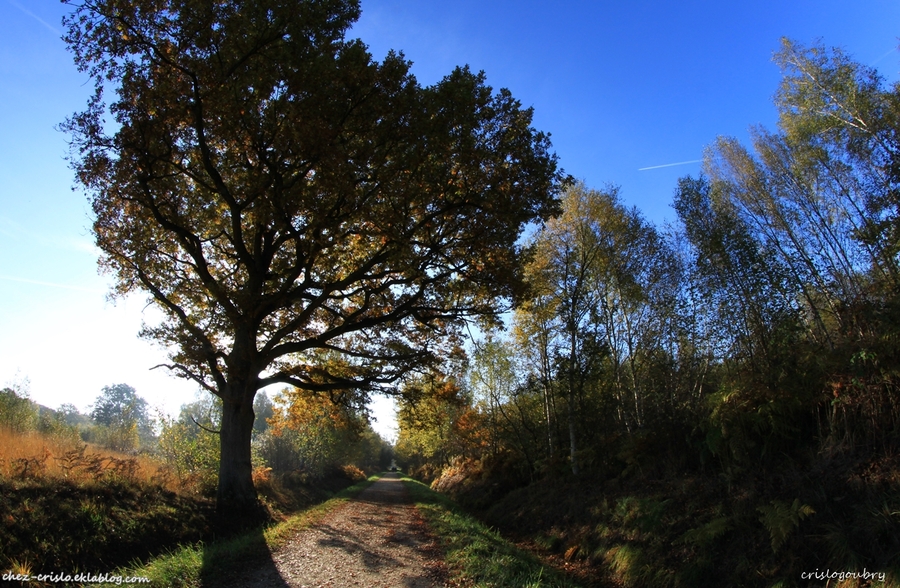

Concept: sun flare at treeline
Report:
left=1, top=0, right=899, bottom=585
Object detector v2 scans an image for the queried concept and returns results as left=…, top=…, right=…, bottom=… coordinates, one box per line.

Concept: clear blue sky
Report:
left=1, top=0, right=898, bottom=441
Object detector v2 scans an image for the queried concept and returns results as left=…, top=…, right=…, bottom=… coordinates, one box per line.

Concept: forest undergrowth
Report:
left=441, top=442, right=900, bottom=587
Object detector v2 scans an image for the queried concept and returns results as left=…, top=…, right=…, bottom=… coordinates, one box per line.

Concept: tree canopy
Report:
left=62, top=0, right=563, bottom=511
left=90, top=383, right=149, bottom=427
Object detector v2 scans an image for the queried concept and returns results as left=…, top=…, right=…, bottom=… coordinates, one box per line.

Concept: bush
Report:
left=0, top=387, right=38, bottom=432
left=36, top=410, right=80, bottom=446
left=95, top=421, right=140, bottom=453
left=340, top=464, right=366, bottom=483
left=156, top=414, right=219, bottom=495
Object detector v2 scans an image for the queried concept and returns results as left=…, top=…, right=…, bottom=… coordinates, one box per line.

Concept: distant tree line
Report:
left=1, top=380, right=391, bottom=493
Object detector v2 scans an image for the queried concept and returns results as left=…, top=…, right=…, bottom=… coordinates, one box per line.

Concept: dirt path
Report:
left=221, top=473, right=448, bottom=587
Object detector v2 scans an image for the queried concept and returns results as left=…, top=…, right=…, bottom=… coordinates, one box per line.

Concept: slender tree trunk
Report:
left=567, top=325, right=579, bottom=476
left=542, top=378, right=554, bottom=458
left=567, top=388, right=578, bottom=475
left=539, top=329, right=555, bottom=459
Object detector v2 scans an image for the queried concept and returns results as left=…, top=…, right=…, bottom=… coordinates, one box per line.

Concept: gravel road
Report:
left=220, top=473, right=448, bottom=587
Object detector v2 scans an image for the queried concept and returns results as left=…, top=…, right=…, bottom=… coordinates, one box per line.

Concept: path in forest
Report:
left=221, top=473, right=448, bottom=588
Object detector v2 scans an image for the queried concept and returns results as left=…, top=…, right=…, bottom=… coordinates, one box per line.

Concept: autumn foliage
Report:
left=397, top=39, right=900, bottom=587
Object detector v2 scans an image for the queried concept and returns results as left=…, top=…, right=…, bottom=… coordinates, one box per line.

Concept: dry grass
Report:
left=0, top=426, right=371, bottom=576
left=0, top=426, right=219, bottom=574
left=0, top=427, right=173, bottom=490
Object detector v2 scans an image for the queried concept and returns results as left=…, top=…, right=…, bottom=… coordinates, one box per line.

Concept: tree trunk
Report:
left=538, top=329, right=555, bottom=459
left=543, top=381, right=554, bottom=458
left=567, top=324, right=579, bottom=476
left=217, top=387, right=259, bottom=517
left=567, top=387, right=578, bottom=476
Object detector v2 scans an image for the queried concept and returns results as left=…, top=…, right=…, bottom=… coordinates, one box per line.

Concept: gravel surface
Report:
left=220, top=473, right=448, bottom=587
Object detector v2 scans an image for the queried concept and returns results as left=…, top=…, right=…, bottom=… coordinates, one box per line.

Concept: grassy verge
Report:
left=92, top=474, right=379, bottom=588
left=402, top=476, right=582, bottom=588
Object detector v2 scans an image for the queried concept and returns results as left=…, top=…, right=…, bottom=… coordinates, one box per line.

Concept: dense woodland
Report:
left=394, top=40, right=900, bottom=587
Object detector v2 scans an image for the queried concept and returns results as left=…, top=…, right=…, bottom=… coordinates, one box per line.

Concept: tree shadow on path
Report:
left=200, top=474, right=446, bottom=587
left=199, top=521, right=292, bottom=588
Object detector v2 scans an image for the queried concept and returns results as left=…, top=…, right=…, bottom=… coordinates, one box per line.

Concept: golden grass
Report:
left=0, top=427, right=172, bottom=489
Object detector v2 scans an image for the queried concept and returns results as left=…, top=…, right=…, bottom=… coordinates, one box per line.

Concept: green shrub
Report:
left=156, top=414, right=219, bottom=494
left=0, top=387, right=38, bottom=432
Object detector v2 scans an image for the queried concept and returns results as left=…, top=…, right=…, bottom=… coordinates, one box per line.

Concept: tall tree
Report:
left=702, top=39, right=900, bottom=342
left=521, top=184, right=676, bottom=471
left=673, top=176, right=795, bottom=371
left=693, top=40, right=900, bottom=450
left=62, top=0, right=562, bottom=513
left=469, top=333, right=541, bottom=473
left=91, top=383, right=154, bottom=442
left=395, top=371, right=474, bottom=474
left=512, top=298, right=558, bottom=460
left=774, top=38, right=900, bottom=276
left=524, top=184, right=607, bottom=474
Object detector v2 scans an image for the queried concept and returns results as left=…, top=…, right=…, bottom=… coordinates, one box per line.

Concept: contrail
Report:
left=7, top=0, right=60, bottom=35
left=0, top=275, right=104, bottom=294
left=870, top=47, right=898, bottom=67
left=638, top=159, right=702, bottom=171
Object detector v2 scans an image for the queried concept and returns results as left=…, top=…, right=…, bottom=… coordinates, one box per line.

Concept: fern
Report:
left=679, top=516, right=731, bottom=547
left=757, top=498, right=815, bottom=553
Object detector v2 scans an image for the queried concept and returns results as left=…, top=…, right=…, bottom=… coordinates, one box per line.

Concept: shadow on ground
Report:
left=199, top=520, right=291, bottom=588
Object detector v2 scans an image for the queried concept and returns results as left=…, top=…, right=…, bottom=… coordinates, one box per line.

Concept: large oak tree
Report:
left=62, top=0, right=562, bottom=513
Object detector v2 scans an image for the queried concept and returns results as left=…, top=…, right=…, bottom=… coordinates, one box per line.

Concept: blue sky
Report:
left=1, top=0, right=898, bottom=441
